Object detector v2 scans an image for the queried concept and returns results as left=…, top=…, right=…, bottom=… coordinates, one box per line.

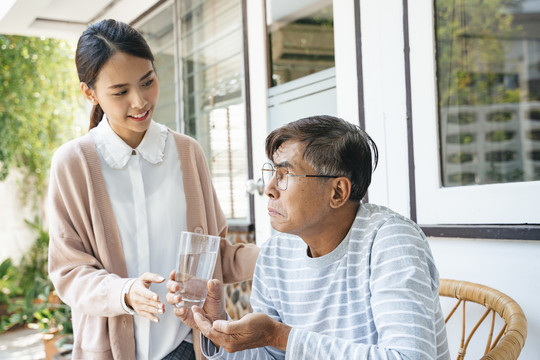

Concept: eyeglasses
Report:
left=261, top=162, right=339, bottom=191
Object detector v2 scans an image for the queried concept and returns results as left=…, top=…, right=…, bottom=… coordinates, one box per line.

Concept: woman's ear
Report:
left=80, top=82, right=97, bottom=105
left=330, top=177, right=352, bottom=209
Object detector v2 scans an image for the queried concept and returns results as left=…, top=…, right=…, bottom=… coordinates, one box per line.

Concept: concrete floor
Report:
left=0, top=327, right=45, bottom=360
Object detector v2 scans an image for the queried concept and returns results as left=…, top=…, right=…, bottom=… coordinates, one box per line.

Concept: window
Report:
left=178, top=0, right=249, bottom=221
left=265, top=0, right=337, bottom=132
left=137, top=4, right=178, bottom=131
left=408, top=0, right=540, bottom=226
left=435, top=0, right=540, bottom=187
left=267, top=0, right=334, bottom=87
left=136, top=0, right=251, bottom=223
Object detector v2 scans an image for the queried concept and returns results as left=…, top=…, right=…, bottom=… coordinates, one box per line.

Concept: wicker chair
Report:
left=439, top=279, right=527, bottom=360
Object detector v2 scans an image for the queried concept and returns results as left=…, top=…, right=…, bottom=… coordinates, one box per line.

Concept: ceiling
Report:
left=0, top=0, right=165, bottom=40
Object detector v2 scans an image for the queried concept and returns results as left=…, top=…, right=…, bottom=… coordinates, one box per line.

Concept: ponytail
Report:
left=89, top=104, right=104, bottom=130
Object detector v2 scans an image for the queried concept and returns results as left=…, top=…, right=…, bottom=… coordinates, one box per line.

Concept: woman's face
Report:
left=83, top=51, right=160, bottom=148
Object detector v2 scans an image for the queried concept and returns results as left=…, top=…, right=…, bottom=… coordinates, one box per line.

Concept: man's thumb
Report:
left=207, top=279, right=222, bottom=297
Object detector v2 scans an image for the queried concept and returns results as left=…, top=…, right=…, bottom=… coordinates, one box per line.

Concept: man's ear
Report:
left=330, top=177, right=352, bottom=209
left=80, top=82, right=97, bottom=105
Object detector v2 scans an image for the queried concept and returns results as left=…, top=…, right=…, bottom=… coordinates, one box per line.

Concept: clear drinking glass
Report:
left=175, top=231, right=220, bottom=308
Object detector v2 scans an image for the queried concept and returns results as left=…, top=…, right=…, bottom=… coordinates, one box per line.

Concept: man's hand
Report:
left=166, top=270, right=227, bottom=329
left=126, top=272, right=165, bottom=323
left=193, top=308, right=291, bottom=353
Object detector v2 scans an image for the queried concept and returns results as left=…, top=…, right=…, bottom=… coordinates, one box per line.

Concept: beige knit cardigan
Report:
left=48, top=131, right=259, bottom=359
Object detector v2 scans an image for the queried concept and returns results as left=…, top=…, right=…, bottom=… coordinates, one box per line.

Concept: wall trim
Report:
left=354, top=0, right=370, bottom=204
left=402, top=0, right=417, bottom=223
left=242, top=0, right=255, bottom=226
left=354, top=0, right=365, bottom=130
left=422, top=225, right=540, bottom=240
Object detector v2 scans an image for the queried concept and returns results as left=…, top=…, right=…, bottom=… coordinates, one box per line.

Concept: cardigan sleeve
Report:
left=197, top=140, right=259, bottom=284
left=47, top=140, right=130, bottom=317
left=218, top=239, right=259, bottom=284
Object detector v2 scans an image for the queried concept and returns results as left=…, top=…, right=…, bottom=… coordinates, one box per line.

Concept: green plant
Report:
left=0, top=258, right=23, bottom=304
left=31, top=285, right=73, bottom=335
left=0, top=218, right=72, bottom=335
left=0, top=34, right=83, bottom=208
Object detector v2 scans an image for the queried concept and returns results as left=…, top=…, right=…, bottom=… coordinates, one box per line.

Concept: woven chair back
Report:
left=439, top=279, right=527, bottom=360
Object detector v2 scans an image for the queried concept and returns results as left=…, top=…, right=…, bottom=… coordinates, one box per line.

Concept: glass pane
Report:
left=435, top=0, right=540, bottom=187
left=268, top=0, right=334, bottom=87
left=208, top=105, right=248, bottom=219
left=179, top=0, right=249, bottom=221
left=138, top=5, right=178, bottom=131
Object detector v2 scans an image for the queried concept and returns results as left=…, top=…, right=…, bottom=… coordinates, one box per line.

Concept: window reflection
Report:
left=268, top=0, right=334, bottom=87
left=138, top=0, right=250, bottom=222
left=137, top=5, right=177, bottom=131
left=178, top=0, right=248, bottom=220
left=435, top=0, right=540, bottom=186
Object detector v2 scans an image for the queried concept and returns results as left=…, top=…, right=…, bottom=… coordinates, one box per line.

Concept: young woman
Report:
left=47, top=19, right=258, bottom=360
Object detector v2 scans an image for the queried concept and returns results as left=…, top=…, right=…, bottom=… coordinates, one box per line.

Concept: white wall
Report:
left=430, top=237, right=540, bottom=359
left=350, top=0, right=539, bottom=358
left=0, top=171, right=36, bottom=263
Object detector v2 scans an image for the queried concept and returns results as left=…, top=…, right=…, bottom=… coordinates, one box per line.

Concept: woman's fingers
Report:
left=140, top=272, right=165, bottom=286
left=127, top=272, right=166, bottom=321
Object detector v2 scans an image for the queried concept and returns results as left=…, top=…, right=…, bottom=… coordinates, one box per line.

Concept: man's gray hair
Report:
left=265, top=115, right=378, bottom=202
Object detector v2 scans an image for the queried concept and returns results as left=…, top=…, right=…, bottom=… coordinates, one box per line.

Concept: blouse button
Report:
left=194, top=227, right=203, bottom=234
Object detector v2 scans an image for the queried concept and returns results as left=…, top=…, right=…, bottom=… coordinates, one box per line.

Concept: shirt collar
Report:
left=91, top=115, right=168, bottom=169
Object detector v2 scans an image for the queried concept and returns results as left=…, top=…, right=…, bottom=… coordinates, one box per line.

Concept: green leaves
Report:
left=0, top=218, right=72, bottom=335
left=0, top=34, right=82, bottom=206
left=435, top=0, right=524, bottom=107
left=0, top=35, right=80, bottom=335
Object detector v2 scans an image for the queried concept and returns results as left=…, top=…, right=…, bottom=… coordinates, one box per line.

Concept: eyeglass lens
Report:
left=262, top=163, right=274, bottom=186
left=261, top=163, right=287, bottom=190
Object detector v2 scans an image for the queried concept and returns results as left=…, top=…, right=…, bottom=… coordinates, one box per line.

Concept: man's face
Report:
left=265, top=140, right=334, bottom=238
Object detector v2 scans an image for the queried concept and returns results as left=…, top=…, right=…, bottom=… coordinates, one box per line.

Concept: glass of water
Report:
left=175, top=231, right=220, bottom=308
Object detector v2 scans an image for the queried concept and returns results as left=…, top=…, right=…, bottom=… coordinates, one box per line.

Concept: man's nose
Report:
left=264, top=177, right=279, bottom=199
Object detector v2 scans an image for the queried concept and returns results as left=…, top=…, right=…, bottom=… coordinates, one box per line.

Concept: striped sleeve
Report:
left=200, top=338, right=280, bottom=360
left=369, top=218, right=440, bottom=359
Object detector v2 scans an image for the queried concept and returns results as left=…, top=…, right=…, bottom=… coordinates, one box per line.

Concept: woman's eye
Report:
left=114, top=90, right=127, bottom=96
left=143, top=79, right=154, bottom=87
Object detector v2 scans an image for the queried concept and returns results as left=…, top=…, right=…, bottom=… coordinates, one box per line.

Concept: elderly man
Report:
left=167, top=115, right=450, bottom=360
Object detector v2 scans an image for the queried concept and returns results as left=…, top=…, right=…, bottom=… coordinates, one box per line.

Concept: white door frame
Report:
left=246, top=0, right=363, bottom=244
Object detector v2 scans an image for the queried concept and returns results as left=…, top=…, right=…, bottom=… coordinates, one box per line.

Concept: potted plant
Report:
left=0, top=218, right=73, bottom=360
left=31, top=286, right=73, bottom=360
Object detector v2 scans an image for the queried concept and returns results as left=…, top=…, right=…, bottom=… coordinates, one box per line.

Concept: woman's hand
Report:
left=126, top=272, right=165, bottom=322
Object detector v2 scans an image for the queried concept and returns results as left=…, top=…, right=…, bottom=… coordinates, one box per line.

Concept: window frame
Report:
left=406, top=0, right=540, bottom=238
left=133, top=0, right=256, bottom=229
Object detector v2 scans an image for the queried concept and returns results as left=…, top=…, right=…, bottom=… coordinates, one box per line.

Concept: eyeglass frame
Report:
left=261, top=162, right=339, bottom=191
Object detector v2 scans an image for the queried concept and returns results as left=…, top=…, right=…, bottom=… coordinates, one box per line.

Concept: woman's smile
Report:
left=129, top=110, right=150, bottom=122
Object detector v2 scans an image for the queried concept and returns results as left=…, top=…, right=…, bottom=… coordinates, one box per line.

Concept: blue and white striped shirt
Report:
left=203, top=204, right=450, bottom=360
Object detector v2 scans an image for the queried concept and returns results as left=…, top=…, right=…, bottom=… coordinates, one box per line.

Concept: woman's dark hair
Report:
left=75, top=19, right=155, bottom=130
left=265, top=115, right=379, bottom=202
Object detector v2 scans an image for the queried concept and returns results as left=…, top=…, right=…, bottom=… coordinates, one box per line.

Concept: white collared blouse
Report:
left=90, top=117, right=190, bottom=359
